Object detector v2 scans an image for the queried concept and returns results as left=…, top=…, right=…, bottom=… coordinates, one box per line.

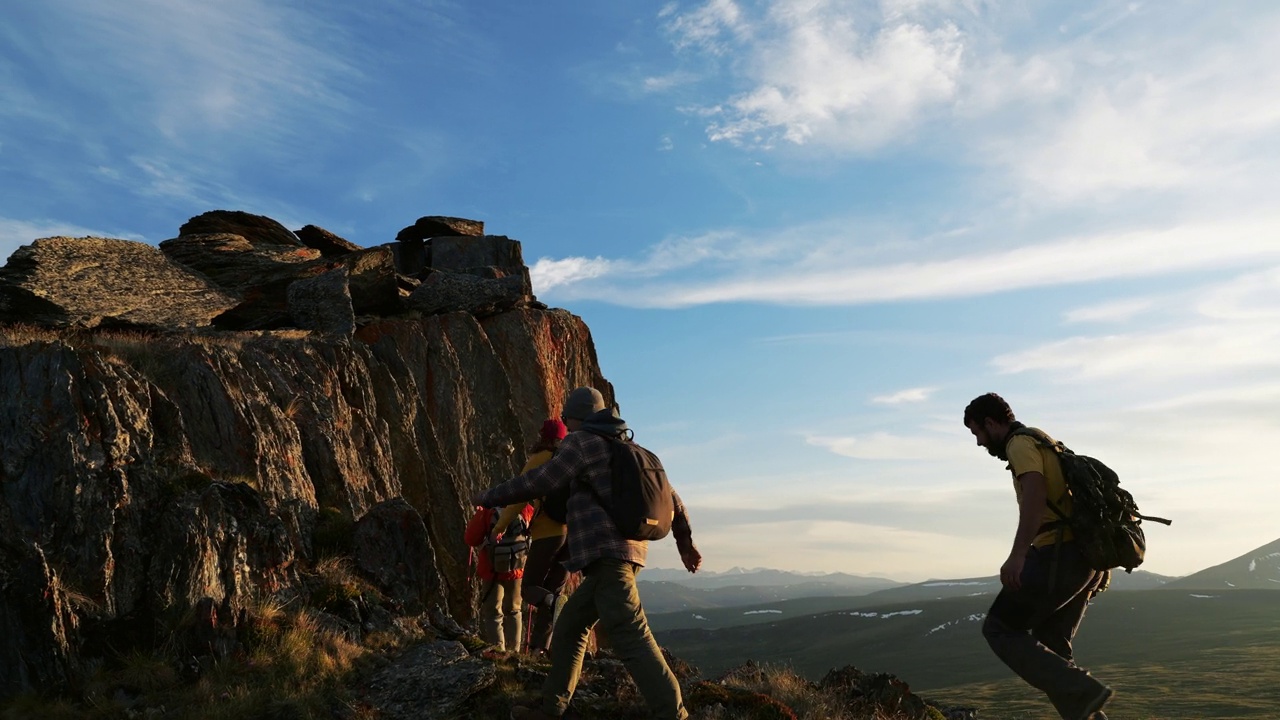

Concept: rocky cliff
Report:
left=0, top=211, right=612, bottom=699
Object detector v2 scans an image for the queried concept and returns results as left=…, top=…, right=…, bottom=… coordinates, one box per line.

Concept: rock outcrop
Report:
left=0, top=237, right=240, bottom=329
left=0, top=210, right=613, bottom=700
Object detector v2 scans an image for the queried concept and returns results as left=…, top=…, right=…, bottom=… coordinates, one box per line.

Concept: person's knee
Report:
left=983, top=612, right=1013, bottom=641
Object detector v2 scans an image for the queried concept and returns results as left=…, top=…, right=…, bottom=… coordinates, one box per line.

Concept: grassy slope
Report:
left=657, top=589, right=1280, bottom=719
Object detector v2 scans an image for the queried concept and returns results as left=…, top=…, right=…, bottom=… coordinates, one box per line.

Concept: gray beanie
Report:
left=563, top=387, right=606, bottom=420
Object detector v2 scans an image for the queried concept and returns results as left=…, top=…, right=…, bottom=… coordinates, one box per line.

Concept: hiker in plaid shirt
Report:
left=473, top=387, right=702, bottom=720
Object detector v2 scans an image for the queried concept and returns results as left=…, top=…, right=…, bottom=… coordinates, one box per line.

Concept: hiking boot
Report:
left=510, top=704, right=560, bottom=720
left=1070, top=685, right=1113, bottom=720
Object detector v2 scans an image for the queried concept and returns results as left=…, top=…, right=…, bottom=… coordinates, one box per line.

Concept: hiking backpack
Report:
left=485, top=506, right=532, bottom=574
left=537, top=482, right=571, bottom=525
left=583, top=429, right=675, bottom=542
left=1012, top=428, right=1171, bottom=573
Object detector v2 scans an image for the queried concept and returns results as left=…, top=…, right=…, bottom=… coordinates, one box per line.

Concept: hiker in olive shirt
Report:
left=472, top=387, right=702, bottom=720
left=964, top=393, right=1113, bottom=720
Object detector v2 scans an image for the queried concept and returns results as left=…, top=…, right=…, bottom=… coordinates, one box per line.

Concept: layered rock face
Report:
left=0, top=212, right=612, bottom=699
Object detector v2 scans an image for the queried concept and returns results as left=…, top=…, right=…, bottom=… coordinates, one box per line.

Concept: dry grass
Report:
left=0, top=585, right=408, bottom=720
left=0, top=323, right=61, bottom=347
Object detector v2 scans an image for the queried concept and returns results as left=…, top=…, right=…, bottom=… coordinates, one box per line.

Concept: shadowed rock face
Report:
left=0, top=211, right=613, bottom=699
left=295, top=225, right=363, bottom=257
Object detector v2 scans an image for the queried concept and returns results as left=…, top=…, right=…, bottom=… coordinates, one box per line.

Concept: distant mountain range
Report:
left=639, top=538, right=1278, bottom=617
left=636, top=567, right=904, bottom=614
left=639, top=566, right=902, bottom=591
left=1165, top=537, right=1280, bottom=590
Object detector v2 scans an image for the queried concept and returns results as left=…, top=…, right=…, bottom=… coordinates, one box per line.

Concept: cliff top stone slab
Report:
left=295, top=225, right=362, bottom=257
left=428, top=235, right=524, bottom=272
left=0, top=237, right=240, bottom=329
left=180, top=210, right=303, bottom=247
left=395, top=216, right=484, bottom=243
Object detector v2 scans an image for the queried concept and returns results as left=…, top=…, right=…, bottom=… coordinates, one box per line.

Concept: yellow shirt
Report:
left=494, top=449, right=567, bottom=541
left=1006, top=432, right=1074, bottom=547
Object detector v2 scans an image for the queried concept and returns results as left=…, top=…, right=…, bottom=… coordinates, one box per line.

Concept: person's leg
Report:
left=540, top=566, right=602, bottom=716
left=503, top=578, right=524, bottom=652
left=591, top=559, right=688, bottom=720
left=479, top=579, right=505, bottom=650
left=983, top=544, right=1109, bottom=720
left=523, top=537, right=567, bottom=652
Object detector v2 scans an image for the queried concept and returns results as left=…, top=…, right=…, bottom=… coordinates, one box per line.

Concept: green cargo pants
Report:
left=541, top=558, right=688, bottom=720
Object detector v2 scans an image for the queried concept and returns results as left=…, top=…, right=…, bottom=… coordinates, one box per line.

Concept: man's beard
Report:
left=984, top=441, right=1003, bottom=458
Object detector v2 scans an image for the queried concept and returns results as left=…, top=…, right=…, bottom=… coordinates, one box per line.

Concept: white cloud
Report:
left=1063, top=298, right=1157, bottom=324
left=872, top=387, right=937, bottom=404
left=995, top=268, right=1280, bottom=383
left=529, top=256, right=615, bottom=293
left=664, top=0, right=749, bottom=54
left=540, top=214, right=1280, bottom=308
left=667, top=0, right=964, bottom=150
left=806, top=431, right=970, bottom=461
left=643, top=71, right=700, bottom=93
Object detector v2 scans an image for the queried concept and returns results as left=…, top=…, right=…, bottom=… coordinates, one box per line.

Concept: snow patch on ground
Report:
left=1190, top=594, right=1217, bottom=599
left=837, top=610, right=924, bottom=619
left=921, top=581, right=990, bottom=587
left=1226, top=581, right=1236, bottom=587
left=692, top=614, right=707, bottom=621
left=1249, top=559, right=1257, bottom=572
left=742, top=610, right=782, bottom=616
left=926, top=613, right=987, bottom=636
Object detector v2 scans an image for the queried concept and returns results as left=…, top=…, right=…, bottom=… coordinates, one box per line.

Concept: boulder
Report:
left=352, top=499, right=444, bottom=613
left=363, top=640, right=495, bottom=720
left=179, top=210, right=303, bottom=247
left=0, top=237, right=240, bottom=329
left=344, top=247, right=401, bottom=316
left=160, top=232, right=398, bottom=329
left=295, top=225, right=362, bottom=257
left=287, top=267, right=354, bottom=339
left=395, top=216, right=484, bottom=243
left=429, top=235, right=524, bottom=273
left=159, top=232, right=321, bottom=293
left=407, top=271, right=529, bottom=317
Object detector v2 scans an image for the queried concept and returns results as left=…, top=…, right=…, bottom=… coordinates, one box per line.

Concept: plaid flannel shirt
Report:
left=476, top=430, right=693, bottom=573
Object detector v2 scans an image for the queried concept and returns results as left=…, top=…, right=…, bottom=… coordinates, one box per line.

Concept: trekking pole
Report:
left=525, top=603, right=535, bottom=653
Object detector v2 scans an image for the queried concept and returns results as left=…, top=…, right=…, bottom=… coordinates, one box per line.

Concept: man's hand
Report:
left=1000, top=553, right=1026, bottom=590
left=680, top=545, right=703, bottom=574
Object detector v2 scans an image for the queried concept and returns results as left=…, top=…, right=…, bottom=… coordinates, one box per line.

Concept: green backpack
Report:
left=1012, top=428, right=1172, bottom=573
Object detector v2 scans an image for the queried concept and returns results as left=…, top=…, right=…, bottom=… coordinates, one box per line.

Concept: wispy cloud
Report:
left=0, top=0, right=360, bottom=214
left=537, top=215, right=1280, bottom=308
left=806, top=430, right=972, bottom=462
left=871, top=387, right=937, bottom=405
left=995, top=268, right=1280, bottom=383
left=1063, top=298, right=1157, bottom=324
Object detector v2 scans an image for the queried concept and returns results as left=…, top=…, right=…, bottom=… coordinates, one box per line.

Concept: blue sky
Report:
left=3, top=0, right=1279, bottom=581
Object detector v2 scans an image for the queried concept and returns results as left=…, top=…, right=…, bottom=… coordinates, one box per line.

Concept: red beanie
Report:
left=540, top=418, right=568, bottom=443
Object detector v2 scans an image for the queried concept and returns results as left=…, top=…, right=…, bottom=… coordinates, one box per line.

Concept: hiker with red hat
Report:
left=498, top=417, right=572, bottom=654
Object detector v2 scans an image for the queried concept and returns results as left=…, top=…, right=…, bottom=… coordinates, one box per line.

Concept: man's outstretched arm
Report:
left=671, top=490, right=701, bottom=573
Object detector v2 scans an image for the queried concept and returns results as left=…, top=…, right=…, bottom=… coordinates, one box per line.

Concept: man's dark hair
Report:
left=963, top=393, right=1016, bottom=427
